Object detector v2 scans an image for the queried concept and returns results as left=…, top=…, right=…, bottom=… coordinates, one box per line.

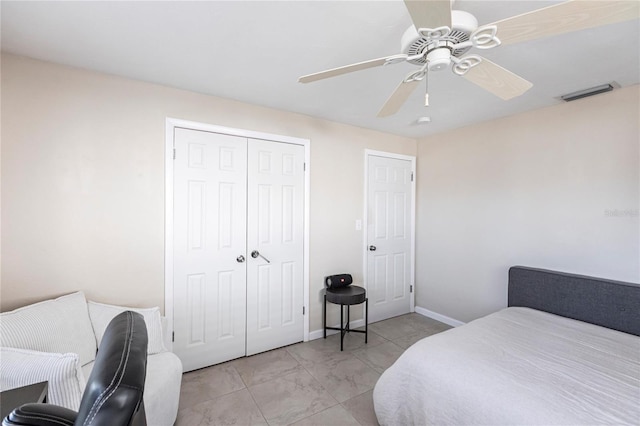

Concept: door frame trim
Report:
left=164, top=117, right=311, bottom=350
left=363, top=149, right=416, bottom=318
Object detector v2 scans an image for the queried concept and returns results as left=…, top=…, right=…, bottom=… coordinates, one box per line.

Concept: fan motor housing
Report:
left=401, top=10, right=478, bottom=66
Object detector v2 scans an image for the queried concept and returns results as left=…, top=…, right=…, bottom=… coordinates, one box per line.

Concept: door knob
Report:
left=251, top=250, right=271, bottom=263
left=369, top=245, right=377, bottom=251
left=236, top=255, right=245, bottom=263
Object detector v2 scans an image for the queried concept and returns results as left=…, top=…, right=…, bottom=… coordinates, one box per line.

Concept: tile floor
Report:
left=176, top=313, right=451, bottom=426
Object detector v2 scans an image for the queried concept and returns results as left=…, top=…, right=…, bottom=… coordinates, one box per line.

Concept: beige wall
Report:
left=3, top=52, right=638, bottom=333
left=0, top=53, right=417, bottom=334
left=416, top=85, right=640, bottom=323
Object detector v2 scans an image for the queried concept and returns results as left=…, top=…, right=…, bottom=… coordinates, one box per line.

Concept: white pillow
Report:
left=0, top=347, right=85, bottom=411
left=0, top=292, right=97, bottom=366
left=87, top=301, right=166, bottom=354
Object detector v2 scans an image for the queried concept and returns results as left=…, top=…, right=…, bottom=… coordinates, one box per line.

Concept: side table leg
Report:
left=323, top=294, right=327, bottom=339
left=365, top=298, right=368, bottom=344
left=340, top=304, right=344, bottom=351
left=346, top=303, right=350, bottom=332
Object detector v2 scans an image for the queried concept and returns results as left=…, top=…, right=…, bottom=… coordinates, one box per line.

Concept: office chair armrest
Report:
left=3, top=403, right=77, bottom=426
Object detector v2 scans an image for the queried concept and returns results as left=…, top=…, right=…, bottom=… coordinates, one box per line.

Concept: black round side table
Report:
left=323, top=286, right=368, bottom=351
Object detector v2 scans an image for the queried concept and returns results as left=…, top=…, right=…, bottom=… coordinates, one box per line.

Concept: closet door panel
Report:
left=173, top=129, right=247, bottom=372
left=246, top=139, right=305, bottom=355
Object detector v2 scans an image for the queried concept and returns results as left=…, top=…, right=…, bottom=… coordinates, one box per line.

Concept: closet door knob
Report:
left=236, top=255, right=245, bottom=263
left=369, top=245, right=377, bottom=251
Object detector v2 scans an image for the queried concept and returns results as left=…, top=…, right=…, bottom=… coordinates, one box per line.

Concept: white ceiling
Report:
left=2, top=1, right=638, bottom=139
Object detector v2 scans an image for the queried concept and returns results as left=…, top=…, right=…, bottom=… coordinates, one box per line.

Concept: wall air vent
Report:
left=561, top=84, right=614, bottom=102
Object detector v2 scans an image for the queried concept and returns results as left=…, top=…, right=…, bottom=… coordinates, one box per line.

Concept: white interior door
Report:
left=366, top=153, right=414, bottom=323
left=246, top=139, right=305, bottom=355
left=173, top=128, right=247, bottom=372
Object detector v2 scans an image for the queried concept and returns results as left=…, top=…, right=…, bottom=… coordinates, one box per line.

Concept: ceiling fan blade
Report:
left=298, top=56, right=400, bottom=83
left=377, top=78, right=421, bottom=117
left=404, top=0, right=452, bottom=31
left=489, top=0, right=639, bottom=46
left=462, top=58, right=533, bottom=100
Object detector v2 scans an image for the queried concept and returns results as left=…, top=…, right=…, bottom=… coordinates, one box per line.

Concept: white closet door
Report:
left=246, top=139, right=305, bottom=355
left=173, top=128, right=247, bottom=372
left=366, top=154, right=413, bottom=322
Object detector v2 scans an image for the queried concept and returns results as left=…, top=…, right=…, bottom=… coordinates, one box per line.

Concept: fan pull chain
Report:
left=424, top=70, right=430, bottom=107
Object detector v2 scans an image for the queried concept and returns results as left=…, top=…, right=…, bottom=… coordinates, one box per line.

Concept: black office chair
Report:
left=3, top=311, right=148, bottom=426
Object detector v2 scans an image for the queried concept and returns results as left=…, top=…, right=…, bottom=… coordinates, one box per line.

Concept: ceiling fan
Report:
left=298, top=0, right=639, bottom=117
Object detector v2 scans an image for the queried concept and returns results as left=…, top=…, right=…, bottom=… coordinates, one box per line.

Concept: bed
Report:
left=373, top=266, right=640, bottom=425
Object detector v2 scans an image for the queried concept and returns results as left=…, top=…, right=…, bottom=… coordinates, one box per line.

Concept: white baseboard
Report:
left=308, top=319, right=366, bottom=341
left=414, top=306, right=465, bottom=328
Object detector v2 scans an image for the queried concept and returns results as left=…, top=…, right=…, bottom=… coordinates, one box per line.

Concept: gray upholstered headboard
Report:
left=508, top=266, right=640, bottom=336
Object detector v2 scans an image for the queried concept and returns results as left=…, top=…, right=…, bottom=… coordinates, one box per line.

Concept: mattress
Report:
left=373, top=307, right=640, bottom=425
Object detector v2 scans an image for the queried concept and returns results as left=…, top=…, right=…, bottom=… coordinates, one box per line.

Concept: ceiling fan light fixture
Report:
left=427, top=48, right=451, bottom=71
left=560, top=84, right=614, bottom=102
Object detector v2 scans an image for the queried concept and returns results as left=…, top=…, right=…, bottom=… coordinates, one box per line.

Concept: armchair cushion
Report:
left=0, top=292, right=97, bottom=366
left=88, top=301, right=166, bottom=355
left=0, top=347, right=85, bottom=411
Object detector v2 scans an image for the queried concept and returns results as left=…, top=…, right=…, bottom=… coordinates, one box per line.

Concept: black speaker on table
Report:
left=325, top=274, right=353, bottom=289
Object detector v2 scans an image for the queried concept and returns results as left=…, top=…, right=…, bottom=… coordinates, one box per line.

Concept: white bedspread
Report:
left=373, top=307, right=640, bottom=425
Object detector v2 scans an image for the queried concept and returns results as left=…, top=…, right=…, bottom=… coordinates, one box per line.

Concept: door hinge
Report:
left=302, top=306, right=305, bottom=315
left=173, top=148, right=176, bottom=160
left=303, top=162, right=306, bottom=171
left=172, top=331, right=175, bottom=342
left=411, top=172, right=414, bottom=182
left=410, top=285, right=413, bottom=293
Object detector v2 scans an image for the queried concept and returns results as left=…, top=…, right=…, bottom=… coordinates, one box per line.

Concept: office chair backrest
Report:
left=75, top=310, right=148, bottom=426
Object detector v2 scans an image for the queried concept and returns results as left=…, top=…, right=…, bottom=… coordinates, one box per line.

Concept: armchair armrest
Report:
left=3, top=403, right=76, bottom=426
